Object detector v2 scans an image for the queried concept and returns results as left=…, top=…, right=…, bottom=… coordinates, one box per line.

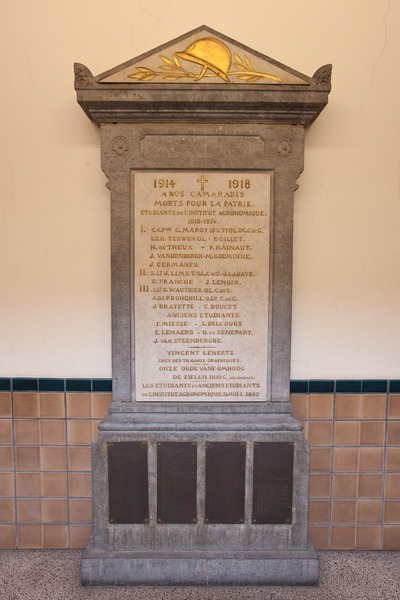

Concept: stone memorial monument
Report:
left=75, top=25, right=331, bottom=585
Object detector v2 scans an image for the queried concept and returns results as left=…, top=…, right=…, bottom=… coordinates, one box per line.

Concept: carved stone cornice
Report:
left=75, top=26, right=331, bottom=127
left=75, top=68, right=331, bottom=126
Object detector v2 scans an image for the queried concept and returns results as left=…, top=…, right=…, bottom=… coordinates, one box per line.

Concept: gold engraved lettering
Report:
left=134, top=171, right=270, bottom=402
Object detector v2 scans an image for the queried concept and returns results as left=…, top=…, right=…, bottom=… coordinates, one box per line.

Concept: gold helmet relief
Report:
left=128, top=35, right=283, bottom=83
left=176, top=38, right=232, bottom=81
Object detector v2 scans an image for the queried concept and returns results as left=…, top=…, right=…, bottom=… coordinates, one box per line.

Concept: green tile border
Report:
left=0, top=378, right=114, bottom=392
left=39, top=378, right=65, bottom=392
left=66, top=379, right=92, bottom=392
left=1, top=378, right=399, bottom=394
left=290, top=379, right=400, bottom=394
left=0, top=378, right=11, bottom=391
left=13, top=378, right=38, bottom=391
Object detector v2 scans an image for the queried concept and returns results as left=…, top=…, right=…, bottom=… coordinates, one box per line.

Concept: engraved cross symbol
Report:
left=197, top=175, right=208, bottom=191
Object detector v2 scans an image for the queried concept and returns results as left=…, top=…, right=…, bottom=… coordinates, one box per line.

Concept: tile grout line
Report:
left=328, top=382, right=336, bottom=549
left=355, top=396, right=361, bottom=550
left=64, top=389, right=71, bottom=550
left=380, top=382, right=389, bottom=549
left=3, top=383, right=399, bottom=550
left=11, top=385, right=18, bottom=549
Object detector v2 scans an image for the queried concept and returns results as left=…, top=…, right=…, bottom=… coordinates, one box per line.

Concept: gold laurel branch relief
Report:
left=230, top=53, right=282, bottom=83
left=128, top=51, right=282, bottom=83
left=128, top=54, right=214, bottom=81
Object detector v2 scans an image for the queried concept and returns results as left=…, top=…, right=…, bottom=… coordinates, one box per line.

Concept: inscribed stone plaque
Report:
left=205, top=441, right=246, bottom=523
left=134, top=171, right=271, bottom=402
left=108, top=442, right=149, bottom=524
left=252, top=442, right=293, bottom=524
left=157, top=442, right=197, bottom=524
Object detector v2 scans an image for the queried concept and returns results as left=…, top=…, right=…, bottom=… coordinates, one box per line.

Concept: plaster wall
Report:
left=0, top=0, right=399, bottom=378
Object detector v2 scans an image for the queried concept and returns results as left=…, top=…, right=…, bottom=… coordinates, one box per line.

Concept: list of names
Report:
left=134, top=171, right=270, bottom=402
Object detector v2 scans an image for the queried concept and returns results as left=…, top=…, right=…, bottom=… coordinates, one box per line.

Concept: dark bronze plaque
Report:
left=252, top=442, right=293, bottom=524
left=205, top=442, right=246, bottom=524
left=108, top=442, right=149, bottom=524
left=157, top=442, right=197, bottom=524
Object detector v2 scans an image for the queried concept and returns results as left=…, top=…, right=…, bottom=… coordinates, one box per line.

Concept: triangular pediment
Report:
left=96, top=25, right=311, bottom=86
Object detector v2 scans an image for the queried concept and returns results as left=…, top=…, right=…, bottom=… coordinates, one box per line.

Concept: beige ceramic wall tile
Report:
left=14, top=394, right=39, bottom=418
left=388, top=395, right=400, bottom=419
left=332, top=474, right=358, bottom=498
left=308, top=395, right=334, bottom=419
left=0, top=447, right=14, bottom=470
left=40, top=447, right=66, bottom=471
left=0, top=473, right=14, bottom=497
left=68, top=446, right=92, bottom=471
left=335, top=395, right=360, bottom=419
left=42, top=499, right=68, bottom=523
left=385, top=474, right=400, bottom=498
left=14, top=421, right=40, bottom=444
left=334, top=422, right=360, bottom=445
left=43, top=524, right=68, bottom=548
left=17, top=499, right=42, bottom=523
left=40, top=420, right=66, bottom=444
left=383, top=526, right=400, bottom=549
left=360, top=421, right=385, bottom=445
left=308, top=500, right=330, bottom=524
left=15, top=447, right=40, bottom=470
left=0, top=394, right=12, bottom=417
left=41, top=472, right=67, bottom=497
left=386, top=448, right=400, bottom=471
left=331, top=526, right=356, bottom=549
left=359, top=447, right=384, bottom=472
left=16, top=473, right=41, bottom=496
left=66, top=394, right=92, bottom=418
left=69, top=499, right=93, bottom=523
left=39, top=394, right=65, bottom=418
left=67, top=421, right=92, bottom=445
left=357, top=499, right=382, bottom=524
left=387, top=421, right=400, bottom=445
left=290, top=395, right=309, bottom=420
left=306, top=422, right=333, bottom=445
left=384, top=500, right=400, bottom=524
left=333, top=448, right=358, bottom=472
left=0, top=498, right=15, bottom=523
left=0, top=421, right=12, bottom=444
left=331, top=500, right=357, bottom=523
left=358, top=474, right=383, bottom=498
left=308, top=526, right=329, bottom=549
left=309, top=474, right=331, bottom=498
left=0, top=524, right=16, bottom=548
left=68, top=473, right=92, bottom=498
left=309, top=447, right=332, bottom=472
left=91, top=393, right=112, bottom=418
left=356, top=526, right=381, bottom=549
left=360, top=395, right=386, bottom=419
left=69, top=525, right=92, bottom=549
left=18, top=524, right=43, bottom=548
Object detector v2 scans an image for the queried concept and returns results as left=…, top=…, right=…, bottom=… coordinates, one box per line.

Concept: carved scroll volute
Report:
left=74, top=63, right=95, bottom=89
left=312, top=64, right=332, bottom=88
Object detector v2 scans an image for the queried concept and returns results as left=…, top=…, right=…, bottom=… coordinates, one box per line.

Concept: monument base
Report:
left=83, top=414, right=317, bottom=585
left=81, top=537, right=318, bottom=586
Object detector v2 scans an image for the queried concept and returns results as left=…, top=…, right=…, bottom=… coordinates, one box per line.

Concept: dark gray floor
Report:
left=0, top=551, right=399, bottom=600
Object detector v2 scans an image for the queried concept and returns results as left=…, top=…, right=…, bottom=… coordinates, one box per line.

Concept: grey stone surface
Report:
left=81, top=539, right=318, bottom=585
left=1, top=551, right=399, bottom=599
left=74, top=25, right=331, bottom=127
left=100, top=121, right=305, bottom=411
left=91, top=427, right=309, bottom=553
left=75, top=26, right=331, bottom=587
